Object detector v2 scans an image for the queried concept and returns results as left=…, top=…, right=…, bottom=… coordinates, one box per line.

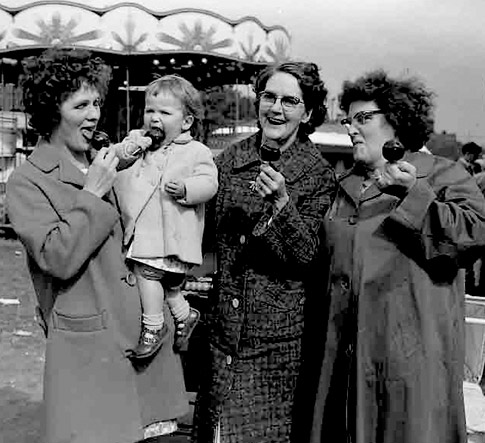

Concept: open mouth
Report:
left=81, top=127, right=95, bottom=140
left=266, top=117, right=285, bottom=125
left=145, top=127, right=165, bottom=150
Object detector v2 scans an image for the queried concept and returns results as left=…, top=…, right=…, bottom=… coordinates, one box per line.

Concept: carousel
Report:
left=0, top=0, right=292, bottom=225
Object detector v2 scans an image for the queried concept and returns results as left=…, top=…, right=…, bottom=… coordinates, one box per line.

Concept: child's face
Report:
left=143, top=91, right=193, bottom=145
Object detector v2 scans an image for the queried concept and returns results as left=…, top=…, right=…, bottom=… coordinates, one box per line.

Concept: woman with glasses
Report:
left=309, top=70, right=485, bottom=443
left=192, top=61, right=336, bottom=443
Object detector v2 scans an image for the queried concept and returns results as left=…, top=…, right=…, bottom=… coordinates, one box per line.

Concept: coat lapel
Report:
left=231, top=132, right=319, bottom=185
left=28, top=140, right=86, bottom=187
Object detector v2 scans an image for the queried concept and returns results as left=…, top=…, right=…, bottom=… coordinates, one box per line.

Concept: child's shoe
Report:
left=129, top=324, right=169, bottom=360
left=174, top=307, right=200, bottom=352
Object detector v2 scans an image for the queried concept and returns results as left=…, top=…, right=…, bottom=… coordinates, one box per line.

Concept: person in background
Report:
left=192, top=61, right=336, bottom=443
left=309, top=69, right=485, bottom=443
left=114, top=75, right=218, bottom=359
left=458, top=141, right=483, bottom=175
left=6, top=48, right=188, bottom=443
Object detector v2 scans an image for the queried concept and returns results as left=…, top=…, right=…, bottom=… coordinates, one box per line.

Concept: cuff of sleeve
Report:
left=389, top=179, right=436, bottom=230
left=253, top=199, right=291, bottom=237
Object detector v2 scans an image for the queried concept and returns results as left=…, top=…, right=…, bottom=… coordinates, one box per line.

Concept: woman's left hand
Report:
left=255, top=163, right=290, bottom=210
left=373, top=160, right=417, bottom=197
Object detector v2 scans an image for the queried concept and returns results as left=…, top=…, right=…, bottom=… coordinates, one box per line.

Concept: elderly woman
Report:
left=6, top=49, right=188, bottom=443
left=309, top=70, right=485, bottom=443
left=192, top=61, right=336, bottom=443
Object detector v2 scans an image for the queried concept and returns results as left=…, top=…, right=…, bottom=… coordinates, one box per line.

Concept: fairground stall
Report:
left=0, top=0, right=292, bottom=228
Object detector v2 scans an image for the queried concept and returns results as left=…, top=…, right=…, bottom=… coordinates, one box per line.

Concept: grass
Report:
left=0, top=237, right=44, bottom=443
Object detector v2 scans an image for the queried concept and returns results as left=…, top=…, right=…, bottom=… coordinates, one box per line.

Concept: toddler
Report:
left=115, top=75, right=218, bottom=359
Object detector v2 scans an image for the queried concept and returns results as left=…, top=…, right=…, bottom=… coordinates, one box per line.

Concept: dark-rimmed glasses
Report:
left=258, top=91, right=304, bottom=111
left=341, top=110, right=383, bottom=126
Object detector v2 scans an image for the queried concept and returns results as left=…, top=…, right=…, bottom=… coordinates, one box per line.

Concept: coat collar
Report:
left=171, top=131, right=193, bottom=145
left=339, top=150, right=435, bottom=205
left=27, top=139, right=86, bottom=187
left=232, top=131, right=316, bottom=184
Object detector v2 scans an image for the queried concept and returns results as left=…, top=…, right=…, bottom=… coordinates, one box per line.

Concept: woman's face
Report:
left=345, top=100, right=396, bottom=170
left=258, top=71, right=311, bottom=148
left=51, top=84, right=101, bottom=156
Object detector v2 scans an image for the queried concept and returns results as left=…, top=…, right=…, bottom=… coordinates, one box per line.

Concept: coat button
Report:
left=232, top=298, right=240, bottom=308
left=125, top=271, right=137, bottom=286
left=239, top=235, right=246, bottom=244
left=340, top=278, right=350, bottom=291
left=226, top=355, right=232, bottom=365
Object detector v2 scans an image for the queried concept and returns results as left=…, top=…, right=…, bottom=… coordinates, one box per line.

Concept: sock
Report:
left=166, top=293, right=190, bottom=322
left=142, top=312, right=164, bottom=331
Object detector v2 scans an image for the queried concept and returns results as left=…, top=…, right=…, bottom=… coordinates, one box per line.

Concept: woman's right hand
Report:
left=83, top=147, right=119, bottom=198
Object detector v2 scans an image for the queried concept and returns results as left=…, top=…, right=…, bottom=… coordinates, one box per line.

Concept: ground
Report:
left=0, top=237, right=195, bottom=443
left=0, top=238, right=43, bottom=443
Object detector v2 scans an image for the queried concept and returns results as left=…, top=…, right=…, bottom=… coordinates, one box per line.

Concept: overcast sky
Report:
left=169, top=0, right=485, bottom=145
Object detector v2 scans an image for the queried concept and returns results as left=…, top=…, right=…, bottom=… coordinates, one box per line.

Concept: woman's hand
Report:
left=255, top=163, right=290, bottom=210
left=373, top=160, right=417, bottom=198
left=83, top=147, right=119, bottom=198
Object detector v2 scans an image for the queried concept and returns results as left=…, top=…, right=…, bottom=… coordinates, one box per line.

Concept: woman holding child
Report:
left=7, top=49, right=189, bottom=443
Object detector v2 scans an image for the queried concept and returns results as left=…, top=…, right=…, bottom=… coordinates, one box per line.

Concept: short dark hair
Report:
left=462, top=142, right=482, bottom=157
left=21, top=48, right=112, bottom=138
left=339, top=69, right=434, bottom=152
left=253, top=61, right=328, bottom=136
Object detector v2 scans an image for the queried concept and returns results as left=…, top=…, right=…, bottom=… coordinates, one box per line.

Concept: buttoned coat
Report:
left=193, top=132, right=336, bottom=442
left=6, top=141, right=188, bottom=443
left=309, top=152, right=485, bottom=443
left=115, top=132, right=218, bottom=265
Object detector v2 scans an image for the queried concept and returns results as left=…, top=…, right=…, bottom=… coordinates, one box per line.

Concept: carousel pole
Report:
left=125, top=63, right=130, bottom=133
left=235, top=76, right=239, bottom=131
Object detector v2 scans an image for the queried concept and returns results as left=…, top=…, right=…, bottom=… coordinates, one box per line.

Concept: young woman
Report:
left=7, top=48, right=188, bottom=443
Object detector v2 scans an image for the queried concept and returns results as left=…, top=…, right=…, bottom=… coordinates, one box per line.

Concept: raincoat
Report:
left=310, top=151, right=485, bottom=443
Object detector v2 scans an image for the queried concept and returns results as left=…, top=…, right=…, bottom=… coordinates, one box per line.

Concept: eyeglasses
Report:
left=340, top=110, right=383, bottom=126
left=258, top=91, right=304, bottom=111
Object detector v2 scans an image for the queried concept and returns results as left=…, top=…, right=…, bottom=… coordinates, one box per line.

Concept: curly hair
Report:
left=145, top=74, right=203, bottom=136
left=339, top=70, right=435, bottom=152
left=21, top=48, right=112, bottom=138
left=253, top=61, right=328, bottom=136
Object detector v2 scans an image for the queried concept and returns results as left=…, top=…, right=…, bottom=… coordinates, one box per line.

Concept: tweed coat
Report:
left=309, top=151, right=485, bottom=443
left=193, top=132, right=336, bottom=442
left=6, top=141, right=188, bottom=443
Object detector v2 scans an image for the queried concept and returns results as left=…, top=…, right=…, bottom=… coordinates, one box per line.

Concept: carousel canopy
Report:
left=0, top=1, right=291, bottom=85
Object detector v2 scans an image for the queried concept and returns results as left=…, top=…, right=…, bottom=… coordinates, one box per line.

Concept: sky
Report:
left=142, top=0, right=485, bottom=145
left=2, top=0, right=484, bottom=144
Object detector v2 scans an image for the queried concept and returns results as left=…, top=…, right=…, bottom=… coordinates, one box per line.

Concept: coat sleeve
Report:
left=178, top=145, right=218, bottom=206
left=252, top=156, right=336, bottom=268
left=7, top=168, right=119, bottom=280
left=383, top=157, right=485, bottom=269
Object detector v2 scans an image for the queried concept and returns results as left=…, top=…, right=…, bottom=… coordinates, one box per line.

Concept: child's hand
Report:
left=123, top=130, right=152, bottom=155
left=165, top=180, right=186, bottom=200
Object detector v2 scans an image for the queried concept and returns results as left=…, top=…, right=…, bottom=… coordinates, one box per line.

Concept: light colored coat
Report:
left=6, top=140, right=188, bottom=443
left=115, top=132, right=218, bottom=266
